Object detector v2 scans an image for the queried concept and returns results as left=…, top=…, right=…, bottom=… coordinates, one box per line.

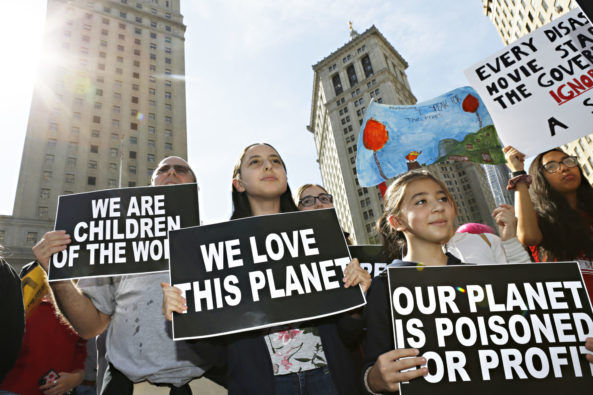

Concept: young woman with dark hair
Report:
left=163, top=143, right=370, bottom=394
left=504, top=145, right=593, bottom=364
left=503, top=145, right=593, bottom=263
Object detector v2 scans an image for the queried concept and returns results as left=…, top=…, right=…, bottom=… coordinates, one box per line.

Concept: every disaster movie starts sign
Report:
left=465, top=8, right=593, bottom=157
left=169, top=209, right=366, bottom=340
left=49, top=183, right=199, bottom=281
left=387, top=262, right=593, bottom=394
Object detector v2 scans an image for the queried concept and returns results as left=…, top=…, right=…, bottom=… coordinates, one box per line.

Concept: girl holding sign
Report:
left=163, top=143, right=370, bottom=394
left=503, top=145, right=593, bottom=265
left=504, top=145, right=593, bottom=364
left=363, top=170, right=462, bottom=393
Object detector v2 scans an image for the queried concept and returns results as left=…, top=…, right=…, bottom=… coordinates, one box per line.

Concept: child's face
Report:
left=391, top=178, right=455, bottom=244
left=234, top=144, right=288, bottom=199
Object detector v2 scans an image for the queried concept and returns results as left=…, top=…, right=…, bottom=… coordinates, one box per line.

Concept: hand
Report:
left=492, top=204, right=518, bottom=241
left=33, top=230, right=71, bottom=272
left=503, top=145, right=526, bottom=173
left=586, top=337, right=593, bottom=363
left=343, top=258, right=372, bottom=293
left=161, top=282, right=187, bottom=321
left=39, top=371, right=83, bottom=395
left=367, top=348, right=428, bottom=393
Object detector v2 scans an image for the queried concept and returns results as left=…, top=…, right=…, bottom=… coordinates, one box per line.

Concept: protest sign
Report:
left=48, top=183, right=199, bottom=281
left=387, top=262, right=593, bottom=394
left=169, top=208, right=366, bottom=340
left=356, top=86, right=504, bottom=187
left=465, top=9, right=593, bottom=157
left=576, top=1, right=593, bottom=24
left=349, top=244, right=388, bottom=277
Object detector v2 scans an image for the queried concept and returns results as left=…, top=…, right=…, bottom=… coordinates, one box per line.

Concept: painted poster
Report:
left=356, top=86, right=504, bottom=187
left=465, top=8, right=593, bottom=158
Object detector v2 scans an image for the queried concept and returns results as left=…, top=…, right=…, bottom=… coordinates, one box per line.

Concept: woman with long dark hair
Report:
left=163, top=143, right=369, bottom=394
left=504, top=145, right=593, bottom=364
left=503, top=145, right=593, bottom=262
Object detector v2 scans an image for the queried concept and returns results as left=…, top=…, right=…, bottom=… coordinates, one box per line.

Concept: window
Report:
left=114, top=92, right=121, bottom=100
left=90, top=145, right=99, bottom=153
left=165, top=57, right=171, bottom=64
left=110, top=148, right=119, bottom=157
left=130, top=122, right=138, bottom=130
left=346, top=65, right=358, bottom=87
left=44, top=154, right=55, bottom=167
left=151, top=21, right=157, bottom=28
left=129, top=165, right=136, bottom=174
left=109, top=179, right=117, bottom=188
left=165, top=104, right=172, bottom=111
left=134, top=50, right=140, bottom=56
left=136, top=16, right=142, bottom=23
left=165, top=80, right=172, bottom=87
left=165, top=25, right=171, bottom=32
left=148, top=139, right=156, bottom=148
left=149, top=112, right=156, bottom=120
left=165, top=116, right=172, bottom=124
left=89, top=160, right=97, bottom=169
left=131, top=96, right=139, bottom=103
left=149, top=88, right=155, bottom=95
left=65, top=174, right=75, bottom=184
left=133, top=72, right=140, bottom=79
left=88, top=176, right=96, bottom=185
left=112, top=119, right=120, bottom=128
left=165, top=91, right=171, bottom=99
left=71, top=126, right=80, bottom=135
left=332, top=74, right=343, bottom=95
left=93, top=115, right=101, bottom=123
left=109, top=163, right=117, bottom=171
left=101, top=40, right=108, bottom=47
left=147, top=153, right=155, bottom=162
left=150, top=32, right=157, bottom=39
left=134, top=60, right=140, bottom=67
left=66, top=157, right=76, bottom=167
left=117, top=56, right=123, bottom=63
left=91, top=130, right=100, bottom=138
left=27, top=232, right=38, bottom=245
left=113, top=105, right=120, bottom=114
left=42, top=171, right=52, bottom=181
left=135, top=27, right=142, bottom=35
left=150, top=53, right=156, bottom=60
left=94, top=101, right=102, bottom=110
left=129, top=136, right=137, bottom=145
left=165, top=36, right=171, bottom=43
left=165, top=142, right=172, bottom=150
left=96, top=88, right=103, bottom=96
left=119, top=23, right=126, bottom=30
left=129, top=151, right=137, bottom=159
left=128, top=181, right=136, bottom=187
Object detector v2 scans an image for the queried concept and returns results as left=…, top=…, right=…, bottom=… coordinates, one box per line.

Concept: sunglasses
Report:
left=298, top=193, right=333, bottom=207
left=156, top=164, right=191, bottom=175
left=541, top=156, right=578, bottom=174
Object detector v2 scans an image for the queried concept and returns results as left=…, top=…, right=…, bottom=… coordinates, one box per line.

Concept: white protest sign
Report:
left=465, top=8, right=593, bottom=157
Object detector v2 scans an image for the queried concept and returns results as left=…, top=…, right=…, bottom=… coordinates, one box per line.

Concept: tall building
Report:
left=1, top=0, right=188, bottom=268
left=482, top=0, right=593, bottom=185
left=308, top=25, right=497, bottom=244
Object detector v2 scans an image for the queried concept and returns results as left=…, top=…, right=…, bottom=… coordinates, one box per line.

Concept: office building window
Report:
left=88, top=176, right=96, bottom=185
left=332, top=74, right=343, bottom=95
left=90, top=145, right=99, bottom=153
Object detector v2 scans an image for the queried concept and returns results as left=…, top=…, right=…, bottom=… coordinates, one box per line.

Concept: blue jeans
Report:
left=273, top=366, right=338, bottom=395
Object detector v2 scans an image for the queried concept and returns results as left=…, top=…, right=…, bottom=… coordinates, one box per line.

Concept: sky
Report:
left=0, top=0, right=505, bottom=225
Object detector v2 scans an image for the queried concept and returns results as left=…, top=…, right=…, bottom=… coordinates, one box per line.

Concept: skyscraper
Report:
left=482, top=0, right=593, bottom=185
left=1, top=0, right=188, bottom=267
left=308, top=25, right=497, bottom=244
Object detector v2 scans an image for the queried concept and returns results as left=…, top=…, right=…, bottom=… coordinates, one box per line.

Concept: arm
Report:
left=503, top=146, right=543, bottom=246
left=34, top=231, right=110, bottom=339
left=363, top=277, right=426, bottom=393
left=491, top=204, right=531, bottom=263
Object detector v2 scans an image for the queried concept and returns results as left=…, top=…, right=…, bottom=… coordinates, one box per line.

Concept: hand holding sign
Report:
left=33, top=230, right=71, bottom=272
left=161, top=282, right=187, bottom=321
left=367, top=348, right=428, bottom=393
left=343, top=258, right=372, bottom=292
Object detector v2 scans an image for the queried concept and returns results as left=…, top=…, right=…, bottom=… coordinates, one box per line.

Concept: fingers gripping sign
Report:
left=33, top=230, right=71, bottom=272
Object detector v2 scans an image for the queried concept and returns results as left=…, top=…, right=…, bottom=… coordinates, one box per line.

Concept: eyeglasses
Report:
left=298, top=193, right=333, bottom=207
left=541, top=156, right=579, bottom=174
left=156, top=164, right=191, bottom=175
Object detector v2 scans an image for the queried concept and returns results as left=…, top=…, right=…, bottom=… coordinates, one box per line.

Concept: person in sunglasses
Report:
left=31, top=156, right=212, bottom=394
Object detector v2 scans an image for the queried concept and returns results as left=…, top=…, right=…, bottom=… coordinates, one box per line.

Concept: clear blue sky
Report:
left=0, top=0, right=504, bottom=224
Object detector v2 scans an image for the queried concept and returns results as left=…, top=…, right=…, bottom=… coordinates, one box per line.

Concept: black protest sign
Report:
left=49, top=183, right=199, bottom=281
left=349, top=245, right=388, bottom=277
left=387, top=262, right=593, bottom=394
left=169, top=208, right=366, bottom=340
left=576, top=1, right=593, bottom=24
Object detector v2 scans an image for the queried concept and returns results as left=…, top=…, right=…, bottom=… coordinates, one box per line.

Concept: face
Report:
left=152, top=156, right=194, bottom=186
left=298, top=185, right=333, bottom=211
left=541, top=150, right=581, bottom=195
left=233, top=144, right=287, bottom=199
left=389, top=178, right=455, bottom=245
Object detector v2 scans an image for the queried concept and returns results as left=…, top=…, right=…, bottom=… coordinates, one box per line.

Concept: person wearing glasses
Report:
left=31, top=156, right=211, bottom=394
left=295, top=184, right=334, bottom=211
left=504, top=145, right=593, bottom=364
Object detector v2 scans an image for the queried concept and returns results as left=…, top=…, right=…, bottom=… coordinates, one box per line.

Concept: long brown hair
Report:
left=378, top=169, right=457, bottom=261
left=230, top=143, right=299, bottom=219
left=528, top=148, right=593, bottom=260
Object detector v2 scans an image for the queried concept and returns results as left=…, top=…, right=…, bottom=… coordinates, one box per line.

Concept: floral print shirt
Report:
left=264, top=325, right=328, bottom=375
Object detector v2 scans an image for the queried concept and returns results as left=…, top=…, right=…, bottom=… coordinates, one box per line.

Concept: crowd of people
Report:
left=1, top=142, right=593, bottom=394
